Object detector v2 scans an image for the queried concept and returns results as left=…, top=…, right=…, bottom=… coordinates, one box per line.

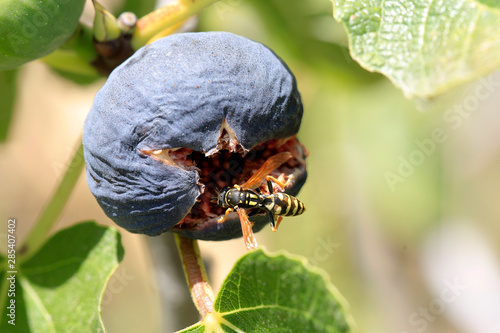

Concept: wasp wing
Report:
left=236, top=207, right=259, bottom=250
left=240, top=152, right=292, bottom=190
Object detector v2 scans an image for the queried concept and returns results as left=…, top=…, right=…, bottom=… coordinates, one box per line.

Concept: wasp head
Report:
left=216, top=186, right=231, bottom=208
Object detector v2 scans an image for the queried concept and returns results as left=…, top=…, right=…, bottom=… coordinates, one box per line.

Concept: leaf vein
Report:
left=20, top=277, right=56, bottom=333
left=21, top=257, right=85, bottom=276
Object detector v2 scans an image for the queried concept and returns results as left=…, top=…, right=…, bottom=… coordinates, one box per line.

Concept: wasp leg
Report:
left=266, top=179, right=274, bottom=194
left=218, top=207, right=235, bottom=223
left=266, top=175, right=293, bottom=192
left=267, top=211, right=276, bottom=230
left=272, top=216, right=283, bottom=232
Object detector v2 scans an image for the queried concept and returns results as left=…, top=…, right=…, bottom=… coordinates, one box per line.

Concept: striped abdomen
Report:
left=262, top=193, right=305, bottom=217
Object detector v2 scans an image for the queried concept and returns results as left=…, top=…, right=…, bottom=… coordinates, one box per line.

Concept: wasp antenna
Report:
left=211, top=188, right=221, bottom=202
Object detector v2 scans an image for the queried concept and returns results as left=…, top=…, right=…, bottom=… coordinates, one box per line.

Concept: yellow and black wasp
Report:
left=216, top=152, right=305, bottom=249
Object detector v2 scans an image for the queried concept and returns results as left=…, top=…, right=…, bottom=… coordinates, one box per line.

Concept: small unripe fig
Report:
left=83, top=32, right=307, bottom=240
left=0, top=0, right=86, bottom=70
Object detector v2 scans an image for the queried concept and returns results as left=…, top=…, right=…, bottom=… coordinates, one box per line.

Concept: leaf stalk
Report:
left=175, top=234, right=214, bottom=317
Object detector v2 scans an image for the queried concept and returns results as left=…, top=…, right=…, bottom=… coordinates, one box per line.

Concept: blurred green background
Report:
left=2, top=0, right=500, bottom=332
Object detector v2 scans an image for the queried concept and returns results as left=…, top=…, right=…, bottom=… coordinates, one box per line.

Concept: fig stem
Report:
left=146, top=20, right=186, bottom=45
left=175, top=234, right=215, bottom=317
left=131, top=0, right=221, bottom=50
left=92, top=0, right=122, bottom=43
left=20, top=139, right=85, bottom=262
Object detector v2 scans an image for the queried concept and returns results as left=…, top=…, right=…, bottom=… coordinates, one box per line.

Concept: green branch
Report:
left=20, top=139, right=85, bottom=262
left=131, top=0, right=221, bottom=50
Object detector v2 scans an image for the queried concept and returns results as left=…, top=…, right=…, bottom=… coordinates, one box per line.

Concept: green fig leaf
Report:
left=178, top=249, right=353, bottom=333
left=0, top=69, right=18, bottom=142
left=0, top=0, right=87, bottom=70
left=332, top=0, right=500, bottom=98
left=0, top=221, right=124, bottom=332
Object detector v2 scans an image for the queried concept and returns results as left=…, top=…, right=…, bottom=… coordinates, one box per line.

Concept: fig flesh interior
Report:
left=162, top=136, right=307, bottom=231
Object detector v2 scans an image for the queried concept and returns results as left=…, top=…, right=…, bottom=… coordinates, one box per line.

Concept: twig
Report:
left=20, top=139, right=85, bottom=261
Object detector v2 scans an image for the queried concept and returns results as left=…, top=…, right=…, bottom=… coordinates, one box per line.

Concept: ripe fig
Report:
left=0, top=0, right=86, bottom=70
left=83, top=32, right=307, bottom=240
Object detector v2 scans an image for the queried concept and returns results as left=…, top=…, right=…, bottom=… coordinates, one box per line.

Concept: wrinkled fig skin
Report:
left=83, top=32, right=303, bottom=238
